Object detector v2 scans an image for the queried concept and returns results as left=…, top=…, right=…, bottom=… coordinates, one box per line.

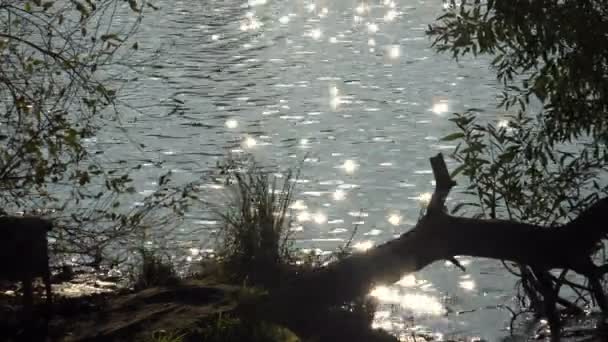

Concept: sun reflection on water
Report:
left=240, top=12, right=262, bottom=31
left=341, top=159, right=358, bottom=174
left=355, top=3, right=369, bottom=15
left=387, top=213, right=401, bottom=226
left=367, top=22, right=379, bottom=33
left=459, top=279, right=476, bottom=291
left=384, top=9, right=398, bottom=22
left=225, top=118, right=238, bottom=128
left=248, top=0, right=267, bottom=6
left=242, top=136, right=257, bottom=148
left=459, top=274, right=476, bottom=291
left=330, top=96, right=341, bottom=110
left=364, top=229, right=382, bottom=236
left=312, top=211, right=327, bottom=224
left=329, top=85, right=339, bottom=97
left=387, top=45, right=400, bottom=59
left=332, top=189, right=346, bottom=201
left=353, top=240, right=374, bottom=252
left=290, top=224, right=304, bottom=232
left=443, top=0, right=463, bottom=10
left=417, top=192, right=432, bottom=206
left=370, top=286, right=445, bottom=316
left=396, top=274, right=417, bottom=287
left=310, top=28, right=322, bottom=40
left=497, top=118, right=516, bottom=133
left=296, top=210, right=311, bottom=222
left=431, top=97, right=449, bottom=115
left=290, top=199, right=307, bottom=210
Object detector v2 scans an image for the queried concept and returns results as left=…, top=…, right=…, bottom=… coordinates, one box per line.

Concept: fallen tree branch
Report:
left=260, top=153, right=608, bottom=339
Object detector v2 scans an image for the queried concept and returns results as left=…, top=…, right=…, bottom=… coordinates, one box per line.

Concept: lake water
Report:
left=100, top=0, right=524, bottom=340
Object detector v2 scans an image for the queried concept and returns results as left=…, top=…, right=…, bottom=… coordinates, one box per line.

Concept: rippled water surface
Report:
left=102, top=0, right=523, bottom=340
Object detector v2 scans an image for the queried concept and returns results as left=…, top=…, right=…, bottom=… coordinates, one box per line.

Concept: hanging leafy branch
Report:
left=0, top=0, right=193, bottom=269
left=430, top=0, right=608, bottom=144
left=429, top=0, right=608, bottom=338
left=0, top=0, right=143, bottom=204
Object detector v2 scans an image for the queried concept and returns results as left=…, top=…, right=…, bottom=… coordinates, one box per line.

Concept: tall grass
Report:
left=132, top=248, right=180, bottom=290
left=147, top=330, right=185, bottom=342
left=216, top=161, right=297, bottom=288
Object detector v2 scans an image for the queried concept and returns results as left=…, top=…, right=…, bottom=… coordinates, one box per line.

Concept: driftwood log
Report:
left=261, top=153, right=608, bottom=340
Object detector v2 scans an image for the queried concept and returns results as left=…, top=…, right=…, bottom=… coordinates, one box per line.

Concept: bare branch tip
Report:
left=447, top=257, right=466, bottom=272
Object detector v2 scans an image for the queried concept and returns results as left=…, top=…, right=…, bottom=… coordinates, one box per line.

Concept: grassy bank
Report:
left=1, top=161, right=395, bottom=342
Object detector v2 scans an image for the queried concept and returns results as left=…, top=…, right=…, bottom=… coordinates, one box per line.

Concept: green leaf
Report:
left=128, top=0, right=140, bottom=12
left=73, top=1, right=90, bottom=19
left=450, top=164, right=466, bottom=178
left=78, top=171, right=90, bottom=185
left=146, top=2, right=160, bottom=10
left=100, top=34, right=123, bottom=42
left=441, top=132, right=465, bottom=141
left=65, top=128, right=79, bottom=147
